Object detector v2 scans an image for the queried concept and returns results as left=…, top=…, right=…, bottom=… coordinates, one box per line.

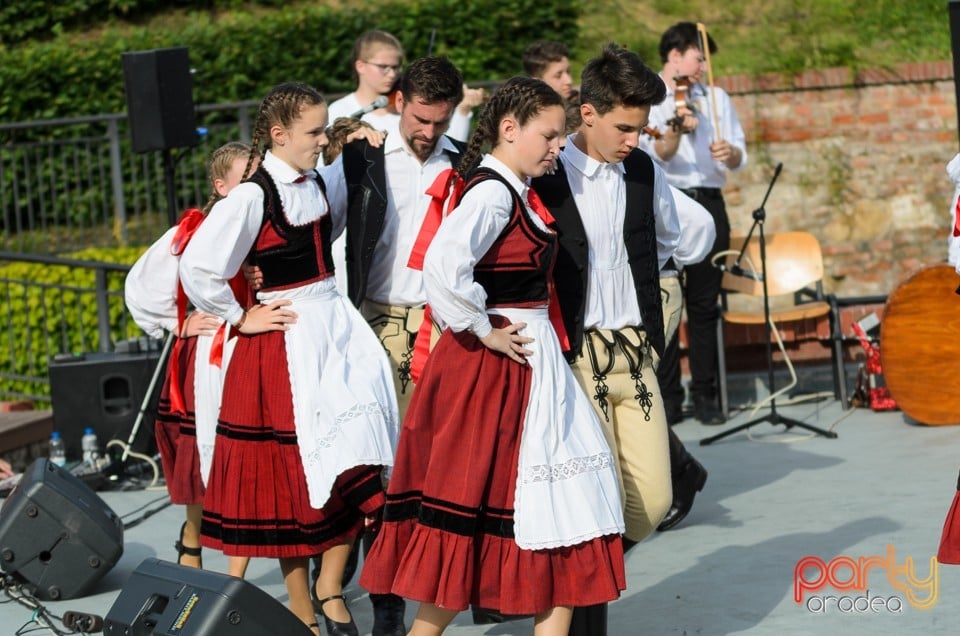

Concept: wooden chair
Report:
left=715, top=231, right=844, bottom=417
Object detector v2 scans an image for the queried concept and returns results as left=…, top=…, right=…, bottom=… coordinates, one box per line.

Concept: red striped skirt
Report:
left=360, top=318, right=625, bottom=613
left=155, top=336, right=204, bottom=505
left=200, top=330, right=385, bottom=558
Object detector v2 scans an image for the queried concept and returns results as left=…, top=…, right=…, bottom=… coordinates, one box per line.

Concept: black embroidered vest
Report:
left=464, top=168, right=555, bottom=307
left=246, top=167, right=334, bottom=291
left=341, top=137, right=465, bottom=307
left=532, top=149, right=665, bottom=359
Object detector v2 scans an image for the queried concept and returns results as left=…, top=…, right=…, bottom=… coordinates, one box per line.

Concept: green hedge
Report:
left=0, top=247, right=146, bottom=401
left=0, top=1, right=289, bottom=48
left=0, top=0, right=580, bottom=122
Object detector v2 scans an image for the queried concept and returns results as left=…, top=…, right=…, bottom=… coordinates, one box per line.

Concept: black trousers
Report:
left=656, top=326, right=684, bottom=414
left=679, top=188, right=730, bottom=400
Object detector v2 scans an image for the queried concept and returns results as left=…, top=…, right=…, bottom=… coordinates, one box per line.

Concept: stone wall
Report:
left=716, top=61, right=957, bottom=298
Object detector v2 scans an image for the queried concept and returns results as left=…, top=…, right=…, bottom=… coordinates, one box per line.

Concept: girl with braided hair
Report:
left=360, top=76, right=625, bottom=636
left=125, top=141, right=255, bottom=578
left=180, top=82, right=399, bottom=635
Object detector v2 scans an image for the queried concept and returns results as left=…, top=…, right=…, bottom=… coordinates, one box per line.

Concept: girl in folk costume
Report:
left=360, top=77, right=626, bottom=636
left=124, top=141, right=255, bottom=577
left=179, top=82, right=399, bottom=635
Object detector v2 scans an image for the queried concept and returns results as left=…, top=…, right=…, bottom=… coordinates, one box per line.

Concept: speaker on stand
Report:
left=121, top=46, right=199, bottom=227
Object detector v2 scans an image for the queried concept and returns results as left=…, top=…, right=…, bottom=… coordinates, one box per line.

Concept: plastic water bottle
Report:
left=81, top=428, right=100, bottom=464
left=49, top=431, right=66, bottom=467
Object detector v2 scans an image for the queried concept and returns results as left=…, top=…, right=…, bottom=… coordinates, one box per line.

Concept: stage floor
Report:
left=2, top=393, right=958, bottom=635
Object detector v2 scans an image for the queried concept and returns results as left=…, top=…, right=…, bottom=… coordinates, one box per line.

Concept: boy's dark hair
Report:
left=400, top=56, right=464, bottom=106
left=579, top=44, right=665, bottom=115
left=658, top=21, right=717, bottom=64
left=522, top=40, right=570, bottom=78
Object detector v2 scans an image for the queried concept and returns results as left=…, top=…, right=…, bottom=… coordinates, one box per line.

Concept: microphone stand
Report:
left=701, top=163, right=837, bottom=445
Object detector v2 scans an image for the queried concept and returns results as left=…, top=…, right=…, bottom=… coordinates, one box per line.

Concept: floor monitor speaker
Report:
left=0, top=458, right=123, bottom=600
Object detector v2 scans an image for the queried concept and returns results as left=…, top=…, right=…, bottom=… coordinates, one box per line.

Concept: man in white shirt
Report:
left=638, top=22, right=747, bottom=426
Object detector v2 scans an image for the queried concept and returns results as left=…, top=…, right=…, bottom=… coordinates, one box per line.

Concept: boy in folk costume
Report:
left=531, top=44, right=681, bottom=634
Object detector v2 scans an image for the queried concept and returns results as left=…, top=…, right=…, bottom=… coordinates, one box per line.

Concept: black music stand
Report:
left=701, top=163, right=837, bottom=445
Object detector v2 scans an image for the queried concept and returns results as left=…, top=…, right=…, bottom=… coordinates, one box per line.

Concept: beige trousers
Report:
left=361, top=300, right=440, bottom=420
left=570, top=327, right=672, bottom=542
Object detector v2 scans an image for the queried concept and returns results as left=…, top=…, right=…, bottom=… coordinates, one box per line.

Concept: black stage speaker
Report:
left=121, top=47, right=198, bottom=154
left=104, top=558, right=314, bottom=635
left=0, top=458, right=123, bottom=600
left=48, top=349, right=165, bottom=461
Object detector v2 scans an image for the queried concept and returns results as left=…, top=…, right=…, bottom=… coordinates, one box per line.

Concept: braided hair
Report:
left=242, top=82, right=326, bottom=182
left=200, top=141, right=252, bottom=214
left=458, top=76, right=564, bottom=177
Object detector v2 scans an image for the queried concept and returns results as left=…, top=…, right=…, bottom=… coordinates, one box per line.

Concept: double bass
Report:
left=879, top=263, right=960, bottom=425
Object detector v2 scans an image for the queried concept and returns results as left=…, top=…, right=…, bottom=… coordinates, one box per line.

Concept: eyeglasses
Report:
left=363, top=61, right=402, bottom=75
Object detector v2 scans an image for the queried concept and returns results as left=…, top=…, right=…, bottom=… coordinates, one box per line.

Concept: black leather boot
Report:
left=568, top=603, right=608, bottom=636
left=657, top=454, right=708, bottom=532
left=363, top=529, right=406, bottom=636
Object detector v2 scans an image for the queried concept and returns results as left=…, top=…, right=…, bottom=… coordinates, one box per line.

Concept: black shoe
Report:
left=370, top=593, right=406, bottom=636
left=471, top=607, right=529, bottom=624
left=312, top=593, right=358, bottom=636
left=174, top=522, right=202, bottom=568
left=657, top=457, right=708, bottom=532
left=693, top=395, right=725, bottom=425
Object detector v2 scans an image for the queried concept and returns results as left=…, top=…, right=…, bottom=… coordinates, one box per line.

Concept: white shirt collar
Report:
left=561, top=135, right=625, bottom=178
left=479, top=154, right=529, bottom=198
left=263, top=150, right=313, bottom=184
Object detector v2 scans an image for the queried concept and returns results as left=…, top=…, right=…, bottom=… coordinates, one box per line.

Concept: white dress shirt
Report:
left=638, top=78, right=748, bottom=189
left=320, top=135, right=460, bottom=306
left=559, top=139, right=680, bottom=331
left=668, top=185, right=716, bottom=271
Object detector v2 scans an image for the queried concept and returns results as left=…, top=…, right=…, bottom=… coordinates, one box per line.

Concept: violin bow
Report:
left=697, top=22, right=722, bottom=144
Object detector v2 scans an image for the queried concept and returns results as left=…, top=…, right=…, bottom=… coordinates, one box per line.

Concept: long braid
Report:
left=460, top=76, right=564, bottom=178
left=245, top=81, right=325, bottom=174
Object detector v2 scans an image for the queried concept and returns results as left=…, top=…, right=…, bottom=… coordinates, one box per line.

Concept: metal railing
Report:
left=0, top=251, right=139, bottom=402
left=0, top=101, right=258, bottom=253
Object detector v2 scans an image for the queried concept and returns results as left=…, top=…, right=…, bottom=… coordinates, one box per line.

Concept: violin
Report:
left=666, top=75, right=697, bottom=133
left=642, top=126, right=663, bottom=140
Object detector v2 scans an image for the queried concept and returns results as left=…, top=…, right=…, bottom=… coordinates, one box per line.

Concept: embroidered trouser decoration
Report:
left=584, top=330, right=616, bottom=421
left=367, top=310, right=418, bottom=395
left=612, top=327, right=654, bottom=421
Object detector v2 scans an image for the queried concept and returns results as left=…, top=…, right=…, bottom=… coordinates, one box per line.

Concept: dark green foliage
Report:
left=0, top=247, right=145, bottom=401
left=0, top=0, right=580, bottom=121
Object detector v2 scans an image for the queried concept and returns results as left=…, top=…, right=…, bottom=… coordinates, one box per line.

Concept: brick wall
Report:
left=714, top=60, right=957, bottom=299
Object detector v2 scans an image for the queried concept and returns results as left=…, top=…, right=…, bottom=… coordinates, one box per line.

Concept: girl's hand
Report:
left=236, top=300, right=298, bottom=334
left=345, top=126, right=386, bottom=148
left=242, top=262, right=264, bottom=291
left=181, top=311, right=221, bottom=337
left=479, top=322, right=534, bottom=364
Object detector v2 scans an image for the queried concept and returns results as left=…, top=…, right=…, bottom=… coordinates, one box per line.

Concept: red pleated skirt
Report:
left=937, top=471, right=960, bottom=564
left=155, top=336, right=204, bottom=505
left=200, top=330, right=385, bottom=558
left=360, top=318, right=625, bottom=614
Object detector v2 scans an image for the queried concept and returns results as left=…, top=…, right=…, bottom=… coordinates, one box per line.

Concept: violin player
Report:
left=638, top=21, right=747, bottom=430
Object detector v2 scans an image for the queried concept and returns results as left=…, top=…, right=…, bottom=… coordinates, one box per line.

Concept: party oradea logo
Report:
left=794, top=545, right=938, bottom=613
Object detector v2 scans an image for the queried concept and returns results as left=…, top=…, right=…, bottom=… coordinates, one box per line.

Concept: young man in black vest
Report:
left=532, top=44, right=681, bottom=635
left=319, top=55, right=466, bottom=636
